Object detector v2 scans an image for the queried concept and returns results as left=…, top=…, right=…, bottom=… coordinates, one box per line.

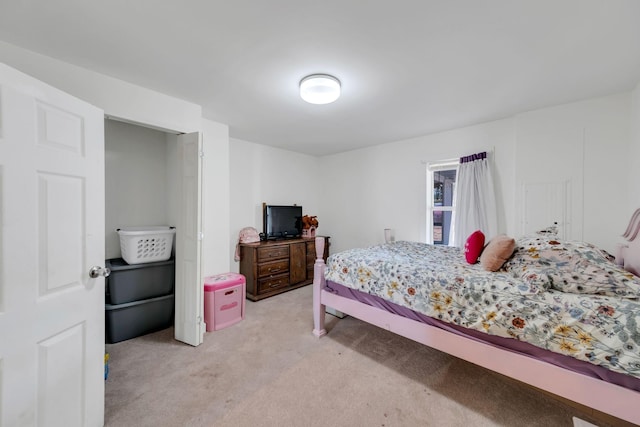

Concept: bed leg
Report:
left=312, top=236, right=327, bottom=338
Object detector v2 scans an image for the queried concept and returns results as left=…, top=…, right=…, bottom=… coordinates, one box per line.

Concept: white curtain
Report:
left=451, top=152, right=498, bottom=247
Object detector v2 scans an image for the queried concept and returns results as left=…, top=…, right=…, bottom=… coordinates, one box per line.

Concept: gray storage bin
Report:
left=106, top=257, right=174, bottom=304
left=105, top=294, right=174, bottom=343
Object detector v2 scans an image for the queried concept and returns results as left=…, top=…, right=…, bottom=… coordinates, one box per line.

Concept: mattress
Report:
left=325, top=279, right=640, bottom=392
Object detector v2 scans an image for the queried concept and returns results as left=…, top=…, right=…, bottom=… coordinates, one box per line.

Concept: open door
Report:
left=0, top=64, right=105, bottom=425
left=174, top=132, right=205, bottom=346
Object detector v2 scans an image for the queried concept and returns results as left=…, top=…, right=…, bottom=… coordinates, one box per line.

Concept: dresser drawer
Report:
left=306, top=242, right=316, bottom=262
left=257, top=245, right=289, bottom=262
left=257, top=259, right=289, bottom=278
left=258, top=273, right=289, bottom=294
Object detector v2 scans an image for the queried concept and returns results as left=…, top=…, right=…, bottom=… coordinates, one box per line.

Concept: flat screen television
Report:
left=263, top=205, right=302, bottom=239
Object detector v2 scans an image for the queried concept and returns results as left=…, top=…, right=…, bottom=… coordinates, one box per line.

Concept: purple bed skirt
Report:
left=325, top=280, right=640, bottom=393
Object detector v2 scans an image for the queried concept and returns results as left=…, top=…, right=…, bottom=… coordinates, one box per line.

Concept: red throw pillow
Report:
left=464, top=230, right=485, bottom=264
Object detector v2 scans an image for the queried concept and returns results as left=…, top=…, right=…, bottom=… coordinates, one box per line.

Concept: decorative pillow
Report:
left=464, top=230, right=485, bottom=264
left=503, top=235, right=640, bottom=298
left=479, top=235, right=516, bottom=271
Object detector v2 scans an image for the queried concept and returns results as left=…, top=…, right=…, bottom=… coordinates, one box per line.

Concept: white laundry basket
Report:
left=117, top=226, right=176, bottom=265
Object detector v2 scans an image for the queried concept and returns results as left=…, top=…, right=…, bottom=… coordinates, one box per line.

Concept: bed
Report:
left=312, top=213, right=640, bottom=425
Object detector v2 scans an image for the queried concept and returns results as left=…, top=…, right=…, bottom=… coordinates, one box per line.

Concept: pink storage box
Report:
left=204, top=273, right=246, bottom=331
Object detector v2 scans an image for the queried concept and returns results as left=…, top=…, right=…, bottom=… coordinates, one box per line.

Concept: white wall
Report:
left=318, top=119, right=516, bottom=254
left=630, top=83, right=640, bottom=212
left=319, top=93, right=632, bottom=255
left=3, top=40, right=635, bottom=264
left=229, top=138, right=321, bottom=270
left=0, top=41, right=202, bottom=133
left=104, top=120, right=172, bottom=259
left=514, top=93, right=631, bottom=252
left=201, top=119, right=232, bottom=275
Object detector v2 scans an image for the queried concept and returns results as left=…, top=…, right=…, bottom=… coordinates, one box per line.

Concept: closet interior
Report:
left=104, top=119, right=179, bottom=343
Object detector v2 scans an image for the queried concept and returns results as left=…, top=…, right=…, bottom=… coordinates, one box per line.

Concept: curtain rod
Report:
left=460, top=151, right=486, bottom=163
left=420, top=146, right=495, bottom=165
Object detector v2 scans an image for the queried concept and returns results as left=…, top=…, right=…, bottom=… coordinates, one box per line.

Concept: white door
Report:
left=174, top=132, right=204, bottom=346
left=522, top=180, right=570, bottom=239
left=0, top=64, right=105, bottom=426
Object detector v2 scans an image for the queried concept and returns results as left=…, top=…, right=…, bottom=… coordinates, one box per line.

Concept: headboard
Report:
left=616, top=208, right=640, bottom=276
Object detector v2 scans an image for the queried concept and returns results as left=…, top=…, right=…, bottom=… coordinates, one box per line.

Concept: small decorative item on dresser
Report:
left=302, top=215, right=319, bottom=238
left=234, top=227, right=261, bottom=261
left=384, top=228, right=395, bottom=243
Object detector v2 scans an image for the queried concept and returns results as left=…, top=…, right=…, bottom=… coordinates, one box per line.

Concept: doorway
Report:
left=104, top=118, right=204, bottom=347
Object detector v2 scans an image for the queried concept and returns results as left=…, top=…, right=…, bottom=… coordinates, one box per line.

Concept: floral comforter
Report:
left=324, top=237, right=640, bottom=379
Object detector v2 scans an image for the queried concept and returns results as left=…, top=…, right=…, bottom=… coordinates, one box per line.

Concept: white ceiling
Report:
left=1, top=1, right=639, bottom=156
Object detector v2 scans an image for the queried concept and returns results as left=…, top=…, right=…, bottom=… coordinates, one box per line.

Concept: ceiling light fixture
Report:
left=299, top=74, right=341, bottom=104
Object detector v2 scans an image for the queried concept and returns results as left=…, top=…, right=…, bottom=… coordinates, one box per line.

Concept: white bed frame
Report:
left=311, top=228, right=640, bottom=425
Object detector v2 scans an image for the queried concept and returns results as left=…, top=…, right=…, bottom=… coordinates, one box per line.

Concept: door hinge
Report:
left=196, top=316, right=206, bottom=339
left=198, top=232, right=204, bottom=241
left=199, top=151, right=204, bottom=158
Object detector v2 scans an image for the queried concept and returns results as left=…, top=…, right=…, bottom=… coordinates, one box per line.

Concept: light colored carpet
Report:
left=104, top=286, right=628, bottom=427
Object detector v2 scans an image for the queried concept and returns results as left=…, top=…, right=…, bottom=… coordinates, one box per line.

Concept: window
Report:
left=427, top=160, right=457, bottom=245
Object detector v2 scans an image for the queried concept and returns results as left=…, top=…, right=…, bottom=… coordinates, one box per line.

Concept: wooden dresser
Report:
left=239, top=236, right=330, bottom=301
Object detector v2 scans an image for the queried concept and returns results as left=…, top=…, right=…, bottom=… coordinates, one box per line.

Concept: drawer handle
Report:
left=221, top=301, right=238, bottom=311
left=269, top=268, right=281, bottom=273
left=269, top=281, right=283, bottom=288
left=224, top=289, right=236, bottom=295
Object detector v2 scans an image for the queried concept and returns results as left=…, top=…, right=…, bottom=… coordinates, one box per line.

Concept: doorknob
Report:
left=89, top=266, right=111, bottom=278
